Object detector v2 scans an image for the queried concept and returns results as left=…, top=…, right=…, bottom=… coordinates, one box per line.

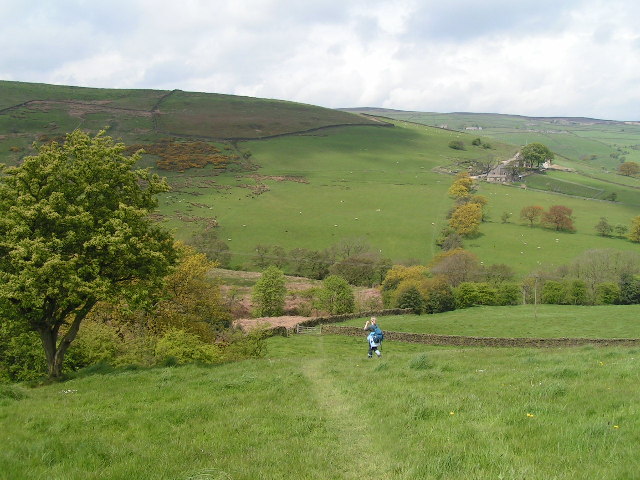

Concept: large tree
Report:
left=520, top=205, right=544, bottom=227
left=0, top=130, right=177, bottom=378
left=520, top=142, right=554, bottom=169
left=618, top=161, right=639, bottom=177
left=542, top=205, right=575, bottom=232
left=449, top=202, right=483, bottom=237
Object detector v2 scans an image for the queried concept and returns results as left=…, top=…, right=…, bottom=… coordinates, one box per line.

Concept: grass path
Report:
left=300, top=336, right=378, bottom=479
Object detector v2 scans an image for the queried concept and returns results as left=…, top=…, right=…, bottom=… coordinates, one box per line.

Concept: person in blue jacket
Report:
left=364, top=317, right=383, bottom=358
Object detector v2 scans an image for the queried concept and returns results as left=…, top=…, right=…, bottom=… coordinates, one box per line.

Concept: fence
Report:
left=296, top=325, right=322, bottom=335
left=321, top=325, right=640, bottom=348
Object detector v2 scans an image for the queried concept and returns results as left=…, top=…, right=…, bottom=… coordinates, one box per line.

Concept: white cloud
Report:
left=1, top=0, right=640, bottom=119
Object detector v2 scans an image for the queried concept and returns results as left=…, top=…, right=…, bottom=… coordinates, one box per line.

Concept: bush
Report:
left=496, top=283, right=521, bottom=306
left=542, top=280, right=566, bottom=304
left=155, top=329, right=222, bottom=365
left=67, top=320, right=123, bottom=370
left=315, top=275, right=355, bottom=315
left=448, top=140, right=465, bottom=150
left=396, top=285, right=425, bottom=314
left=595, top=282, right=621, bottom=305
left=454, top=283, right=481, bottom=308
left=0, top=321, right=46, bottom=382
left=252, top=266, right=286, bottom=317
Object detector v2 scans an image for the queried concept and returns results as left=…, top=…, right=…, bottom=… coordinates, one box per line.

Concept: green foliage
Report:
left=495, top=283, right=521, bottom=306
left=315, top=275, right=355, bottom=315
left=454, top=283, right=482, bottom=308
left=541, top=279, right=588, bottom=305
left=0, top=130, right=177, bottom=378
left=619, top=273, right=640, bottom=304
left=151, top=243, right=232, bottom=336
left=448, top=140, right=465, bottom=150
left=395, top=285, right=425, bottom=314
left=454, top=282, right=498, bottom=308
left=629, top=216, right=640, bottom=242
left=595, top=217, right=613, bottom=236
left=154, top=329, right=222, bottom=365
left=520, top=142, right=554, bottom=168
left=252, top=266, right=286, bottom=317
left=595, top=282, right=621, bottom=305
left=542, top=280, right=567, bottom=304
left=0, top=320, right=46, bottom=382
left=565, top=279, right=588, bottom=305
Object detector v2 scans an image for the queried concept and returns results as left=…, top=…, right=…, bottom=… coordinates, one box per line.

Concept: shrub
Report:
left=252, top=266, right=286, bottom=317
left=454, top=282, right=481, bottom=308
left=396, top=285, right=425, bottom=314
left=496, top=283, right=521, bottom=306
left=448, top=140, right=465, bottom=150
left=566, top=280, right=588, bottom=305
left=315, top=275, right=355, bottom=315
left=0, top=320, right=46, bottom=382
left=542, top=280, right=567, bottom=304
left=595, top=282, right=621, bottom=305
left=155, top=329, right=222, bottom=365
left=67, top=320, right=124, bottom=370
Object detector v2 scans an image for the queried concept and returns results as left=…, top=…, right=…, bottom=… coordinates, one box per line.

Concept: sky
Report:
left=2, top=0, right=640, bottom=120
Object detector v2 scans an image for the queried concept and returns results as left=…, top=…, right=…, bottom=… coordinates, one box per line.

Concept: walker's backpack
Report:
left=372, top=326, right=384, bottom=343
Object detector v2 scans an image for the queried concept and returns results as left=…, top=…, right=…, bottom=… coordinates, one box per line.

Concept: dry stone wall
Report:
left=321, top=326, right=640, bottom=348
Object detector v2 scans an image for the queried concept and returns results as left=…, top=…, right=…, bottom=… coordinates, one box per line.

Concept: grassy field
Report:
left=155, top=122, right=639, bottom=274
left=2, top=323, right=639, bottom=479
left=354, top=109, right=640, bottom=170
left=340, top=305, right=640, bottom=338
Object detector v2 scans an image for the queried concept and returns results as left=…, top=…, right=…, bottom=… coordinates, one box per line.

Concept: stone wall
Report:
left=321, top=325, right=640, bottom=348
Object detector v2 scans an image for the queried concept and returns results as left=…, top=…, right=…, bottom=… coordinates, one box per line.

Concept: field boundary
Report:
left=321, top=325, right=640, bottom=347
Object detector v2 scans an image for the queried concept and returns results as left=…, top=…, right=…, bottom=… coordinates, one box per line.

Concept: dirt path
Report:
left=300, top=337, right=371, bottom=478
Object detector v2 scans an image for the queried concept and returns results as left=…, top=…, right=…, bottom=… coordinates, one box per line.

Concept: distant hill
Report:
left=0, top=80, right=384, bottom=166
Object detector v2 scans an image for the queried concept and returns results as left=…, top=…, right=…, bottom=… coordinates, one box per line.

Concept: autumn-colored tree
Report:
left=449, top=202, right=483, bottom=237
left=542, top=205, right=575, bottom=232
left=618, top=161, right=639, bottom=177
left=520, top=205, right=544, bottom=227
left=381, top=265, right=429, bottom=292
left=629, top=216, right=640, bottom=243
left=447, top=172, right=474, bottom=198
left=150, top=243, right=231, bottom=340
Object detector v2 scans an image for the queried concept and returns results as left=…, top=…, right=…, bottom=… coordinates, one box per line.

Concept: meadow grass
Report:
left=1, top=333, right=639, bottom=479
left=340, top=304, right=640, bottom=339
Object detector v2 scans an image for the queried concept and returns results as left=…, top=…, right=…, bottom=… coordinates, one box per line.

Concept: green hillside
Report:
left=1, top=81, right=638, bottom=277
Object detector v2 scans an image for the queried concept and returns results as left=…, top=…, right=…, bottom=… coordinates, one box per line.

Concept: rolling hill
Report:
left=1, top=80, right=638, bottom=277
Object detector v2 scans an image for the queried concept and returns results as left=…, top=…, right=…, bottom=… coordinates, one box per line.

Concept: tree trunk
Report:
left=38, top=299, right=97, bottom=379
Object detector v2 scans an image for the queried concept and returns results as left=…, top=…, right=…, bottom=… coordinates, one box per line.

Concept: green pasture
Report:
left=2, top=330, right=639, bottom=479
left=154, top=122, right=639, bottom=274
left=361, top=108, right=640, bottom=171
left=340, top=305, right=640, bottom=339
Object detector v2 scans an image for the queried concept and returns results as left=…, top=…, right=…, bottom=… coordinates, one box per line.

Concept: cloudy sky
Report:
left=2, top=0, right=640, bottom=120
